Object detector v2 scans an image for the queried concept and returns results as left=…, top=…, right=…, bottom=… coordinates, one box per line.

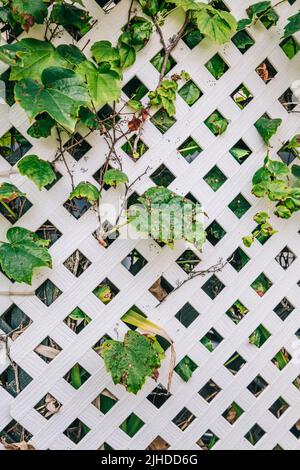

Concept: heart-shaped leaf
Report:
left=69, top=182, right=100, bottom=203
left=255, top=117, right=282, bottom=145
left=103, top=169, right=129, bottom=186
left=18, top=155, right=56, bottom=190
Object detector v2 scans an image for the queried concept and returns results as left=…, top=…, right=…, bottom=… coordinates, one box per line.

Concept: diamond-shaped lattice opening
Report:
left=271, top=348, right=291, bottom=371
left=149, top=276, right=173, bottom=302
left=232, top=29, right=255, bottom=53
left=279, top=88, right=298, bottom=112
left=206, top=220, right=226, bottom=246
left=98, top=441, right=114, bottom=450
left=253, top=224, right=274, bottom=245
left=0, top=192, right=32, bottom=224
left=147, top=383, right=171, bottom=409
left=247, top=375, right=269, bottom=397
left=249, top=324, right=271, bottom=348
left=226, top=299, right=249, bottom=325
left=277, top=137, right=300, bottom=165
left=245, top=424, right=266, bottom=446
left=34, top=393, right=61, bottom=420
left=64, top=307, right=91, bottom=334
left=146, top=436, right=170, bottom=450
left=199, top=379, right=221, bottom=403
left=204, top=165, right=227, bottom=191
left=280, top=36, right=300, bottom=60
left=35, top=280, right=62, bottom=307
left=64, top=250, right=91, bottom=277
left=122, top=76, right=149, bottom=100
left=0, top=304, right=30, bottom=336
left=63, top=197, right=91, bottom=220
left=229, top=139, right=252, bottom=164
left=172, top=407, right=196, bottom=431
left=0, top=127, right=32, bottom=165
left=36, top=221, right=62, bottom=247
left=176, top=249, right=200, bottom=274
left=121, top=134, right=148, bottom=160
left=222, top=402, right=244, bottom=425
left=210, top=0, right=230, bottom=11
left=228, top=247, right=250, bottom=272
left=204, top=110, right=228, bottom=136
left=202, top=275, right=225, bottom=300
left=122, top=305, right=147, bottom=331
left=0, top=364, right=32, bottom=397
left=97, top=104, right=121, bottom=131
left=64, top=363, right=91, bottom=389
left=175, top=355, right=198, bottom=382
left=93, top=278, right=119, bottom=304
left=290, top=420, right=300, bottom=440
left=251, top=273, right=272, bottom=297
left=228, top=193, right=251, bottom=218
left=178, top=136, right=202, bottom=163
left=275, top=246, right=296, bottom=270
left=93, top=220, right=120, bottom=247
left=205, top=53, right=229, bottom=80
left=293, top=375, right=300, bottom=391
left=175, top=302, right=199, bottom=328
left=122, top=249, right=148, bottom=275
left=0, top=420, right=33, bottom=446
left=150, top=164, right=175, bottom=187
left=63, top=418, right=91, bottom=444
left=224, top=351, right=246, bottom=375
left=231, top=84, right=253, bottom=109
left=256, top=58, right=277, bottom=83
left=64, top=132, right=91, bottom=161
left=120, top=413, right=144, bottom=438
left=269, top=397, right=289, bottom=419
left=200, top=328, right=223, bottom=352
left=197, top=429, right=219, bottom=450
left=0, top=69, right=15, bottom=107
left=150, top=109, right=176, bottom=134
left=274, top=297, right=295, bottom=321
left=150, top=49, right=176, bottom=75
left=34, top=336, right=62, bottom=363
left=178, top=80, right=202, bottom=106
left=92, top=389, right=118, bottom=414
left=182, top=22, right=203, bottom=49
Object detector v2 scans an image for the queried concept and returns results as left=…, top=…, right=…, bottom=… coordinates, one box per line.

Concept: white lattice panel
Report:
left=0, top=0, right=300, bottom=451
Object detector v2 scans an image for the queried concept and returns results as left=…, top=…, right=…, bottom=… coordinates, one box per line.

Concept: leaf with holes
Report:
left=11, top=0, right=48, bottom=32
left=0, top=227, right=52, bottom=285
left=100, top=330, right=164, bottom=394
left=254, top=117, right=282, bottom=145
left=103, top=169, right=129, bottom=187
left=0, top=39, right=70, bottom=81
left=15, top=67, right=91, bottom=133
left=18, top=155, right=56, bottom=190
left=69, top=182, right=100, bottom=203
left=77, top=61, right=121, bottom=108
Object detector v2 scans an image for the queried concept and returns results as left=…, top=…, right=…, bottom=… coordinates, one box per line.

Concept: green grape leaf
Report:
left=237, top=18, right=252, bottom=31
left=0, top=227, right=52, bottom=285
left=103, top=169, right=129, bottom=186
left=283, top=11, right=300, bottom=38
left=119, top=44, right=136, bottom=69
left=50, top=3, right=93, bottom=36
left=27, top=114, right=56, bottom=139
left=254, top=117, right=282, bottom=145
left=178, top=80, right=201, bottom=106
left=266, top=160, right=289, bottom=178
left=18, top=155, right=56, bottom=190
left=15, top=67, right=91, bottom=133
left=91, top=40, right=120, bottom=64
left=205, top=112, right=228, bottom=135
left=252, top=166, right=271, bottom=185
left=247, top=1, right=271, bottom=19
left=0, top=182, right=25, bottom=202
left=138, top=0, right=160, bottom=16
left=128, top=186, right=206, bottom=249
left=127, top=17, right=153, bottom=51
left=195, top=5, right=237, bottom=44
left=77, top=60, right=121, bottom=108
left=11, top=0, right=48, bottom=32
left=56, top=44, right=87, bottom=66
left=100, top=330, right=164, bottom=394
left=0, top=39, right=70, bottom=81
left=69, top=182, right=100, bottom=203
